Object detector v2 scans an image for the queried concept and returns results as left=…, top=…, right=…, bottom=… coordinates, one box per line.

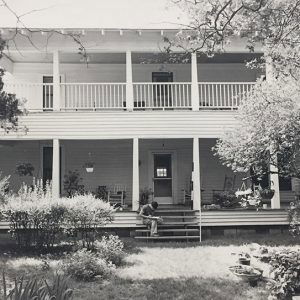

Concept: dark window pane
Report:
left=279, top=177, right=292, bottom=191
left=154, top=179, right=172, bottom=197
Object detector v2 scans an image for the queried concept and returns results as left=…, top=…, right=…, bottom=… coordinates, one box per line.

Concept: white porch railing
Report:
left=3, top=82, right=256, bottom=111
left=4, top=82, right=53, bottom=110
left=133, top=83, right=192, bottom=109
left=198, top=82, right=254, bottom=108
left=61, top=83, right=126, bottom=109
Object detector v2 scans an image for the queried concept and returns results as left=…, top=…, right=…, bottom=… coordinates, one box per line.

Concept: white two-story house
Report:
left=0, top=28, right=292, bottom=236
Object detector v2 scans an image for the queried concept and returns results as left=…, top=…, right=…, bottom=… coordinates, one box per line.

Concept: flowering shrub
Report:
left=93, top=235, right=125, bottom=266
left=0, top=180, right=66, bottom=248
left=0, top=182, right=115, bottom=249
left=239, top=194, right=262, bottom=209
left=60, top=249, right=115, bottom=281
left=267, top=249, right=300, bottom=300
left=62, top=194, right=115, bottom=249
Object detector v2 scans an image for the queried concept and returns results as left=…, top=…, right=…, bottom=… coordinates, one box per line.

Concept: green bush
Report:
left=267, top=249, right=300, bottom=300
left=213, top=190, right=239, bottom=208
left=288, top=201, right=300, bottom=236
left=1, top=272, right=73, bottom=300
left=0, top=180, right=65, bottom=249
left=63, top=170, right=84, bottom=197
left=62, top=194, right=114, bottom=249
left=60, top=249, right=115, bottom=281
left=0, top=182, right=115, bottom=250
left=93, top=235, right=125, bottom=266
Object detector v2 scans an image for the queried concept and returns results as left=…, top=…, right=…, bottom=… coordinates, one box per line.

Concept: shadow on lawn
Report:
left=122, top=232, right=300, bottom=250
left=72, top=276, right=268, bottom=300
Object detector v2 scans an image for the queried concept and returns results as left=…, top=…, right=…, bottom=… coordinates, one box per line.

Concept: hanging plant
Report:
left=15, top=162, right=34, bottom=176
left=84, top=162, right=94, bottom=173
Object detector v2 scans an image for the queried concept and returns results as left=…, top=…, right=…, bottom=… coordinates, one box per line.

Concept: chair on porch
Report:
left=107, top=184, right=126, bottom=207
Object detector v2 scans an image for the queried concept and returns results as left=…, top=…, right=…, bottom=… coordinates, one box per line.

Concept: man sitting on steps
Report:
left=139, top=201, right=163, bottom=237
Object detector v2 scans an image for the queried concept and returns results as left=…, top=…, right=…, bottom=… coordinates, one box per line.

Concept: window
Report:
left=279, top=176, right=292, bottom=191
left=157, top=168, right=167, bottom=177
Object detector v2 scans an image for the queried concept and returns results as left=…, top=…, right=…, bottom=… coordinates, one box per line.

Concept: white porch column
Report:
left=191, top=52, right=199, bottom=111
left=266, top=56, right=281, bottom=208
left=52, top=138, right=60, bottom=198
left=192, top=137, right=201, bottom=210
left=126, top=50, right=134, bottom=111
left=132, top=137, right=139, bottom=211
left=53, top=50, right=60, bottom=111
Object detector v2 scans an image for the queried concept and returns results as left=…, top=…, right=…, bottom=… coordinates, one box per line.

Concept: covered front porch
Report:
left=0, top=138, right=294, bottom=211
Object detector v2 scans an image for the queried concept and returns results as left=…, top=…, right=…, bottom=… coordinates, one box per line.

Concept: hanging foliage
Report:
left=0, top=36, right=26, bottom=133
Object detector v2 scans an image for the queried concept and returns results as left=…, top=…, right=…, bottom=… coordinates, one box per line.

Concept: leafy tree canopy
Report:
left=170, top=0, right=300, bottom=179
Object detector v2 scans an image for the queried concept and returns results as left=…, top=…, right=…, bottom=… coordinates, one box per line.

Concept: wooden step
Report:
left=156, top=209, right=198, bottom=213
left=134, top=235, right=201, bottom=240
left=159, top=216, right=197, bottom=219
left=136, top=228, right=199, bottom=233
left=158, top=222, right=199, bottom=226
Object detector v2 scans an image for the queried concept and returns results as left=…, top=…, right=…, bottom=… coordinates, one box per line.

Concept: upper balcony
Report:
left=2, top=48, right=262, bottom=112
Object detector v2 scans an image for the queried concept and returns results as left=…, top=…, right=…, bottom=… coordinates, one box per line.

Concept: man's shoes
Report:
left=151, top=233, right=160, bottom=237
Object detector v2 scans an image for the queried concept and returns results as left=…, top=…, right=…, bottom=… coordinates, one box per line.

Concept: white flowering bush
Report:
left=60, top=249, right=115, bottom=281
left=0, top=180, right=66, bottom=248
left=0, top=183, right=115, bottom=249
left=93, top=235, right=125, bottom=266
left=61, top=194, right=115, bottom=249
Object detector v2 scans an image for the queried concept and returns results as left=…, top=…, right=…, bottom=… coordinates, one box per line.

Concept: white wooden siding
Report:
left=0, top=111, right=238, bottom=140
left=62, top=140, right=133, bottom=203
left=201, top=210, right=289, bottom=226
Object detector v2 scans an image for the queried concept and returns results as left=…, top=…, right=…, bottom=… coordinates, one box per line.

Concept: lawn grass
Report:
left=71, top=277, right=268, bottom=300
left=1, top=232, right=298, bottom=300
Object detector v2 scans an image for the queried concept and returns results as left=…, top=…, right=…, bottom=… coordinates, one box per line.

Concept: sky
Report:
left=0, top=0, right=187, bottom=29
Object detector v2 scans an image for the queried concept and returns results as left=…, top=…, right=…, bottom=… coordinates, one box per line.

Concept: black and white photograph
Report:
left=0, top=0, right=300, bottom=299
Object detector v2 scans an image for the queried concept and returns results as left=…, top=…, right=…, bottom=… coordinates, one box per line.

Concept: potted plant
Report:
left=229, top=265, right=263, bottom=286
left=259, top=187, right=275, bottom=200
left=213, top=190, right=240, bottom=208
left=15, top=162, right=34, bottom=177
left=84, top=162, right=94, bottom=173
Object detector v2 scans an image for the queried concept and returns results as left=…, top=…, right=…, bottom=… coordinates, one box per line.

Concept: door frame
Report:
left=147, top=149, right=177, bottom=204
left=39, top=142, right=65, bottom=194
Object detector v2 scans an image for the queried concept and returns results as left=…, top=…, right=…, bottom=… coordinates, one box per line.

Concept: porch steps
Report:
left=136, top=228, right=199, bottom=233
left=134, top=236, right=201, bottom=241
left=134, top=208, right=201, bottom=242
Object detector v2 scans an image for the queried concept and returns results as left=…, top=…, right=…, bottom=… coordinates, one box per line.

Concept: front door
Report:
left=153, top=153, right=173, bottom=204
left=152, top=72, right=173, bottom=107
